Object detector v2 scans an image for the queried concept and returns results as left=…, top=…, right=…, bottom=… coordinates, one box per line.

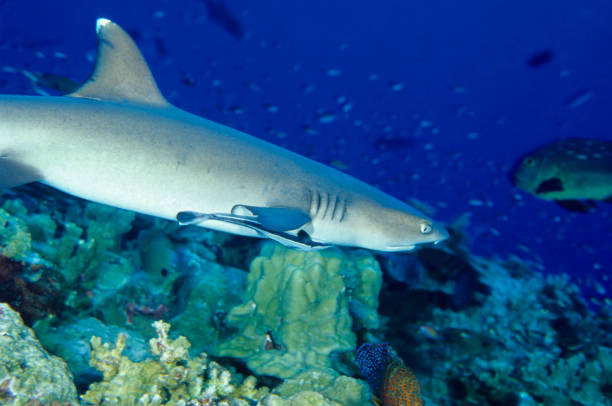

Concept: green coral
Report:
left=0, top=303, right=78, bottom=405
left=273, top=369, right=371, bottom=406
left=0, top=196, right=136, bottom=285
left=0, top=195, right=145, bottom=324
left=52, top=203, right=136, bottom=285
left=0, top=205, right=32, bottom=260
left=138, top=229, right=177, bottom=285
left=82, top=320, right=269, bottom=405
left=33, top=316, right=150, bottom=390
left=215, top=242, right=382, bottom=379
left=169, top=252, right=247, bottom=352
left=82, top=319, right=373, bottom=406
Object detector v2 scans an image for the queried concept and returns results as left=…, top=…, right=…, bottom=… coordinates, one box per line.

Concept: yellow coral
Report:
left=0, top=207, right=32, bottom=260
left=216, top=242, right=382, bottom=379
left=82, top=320, right=268, bottom=406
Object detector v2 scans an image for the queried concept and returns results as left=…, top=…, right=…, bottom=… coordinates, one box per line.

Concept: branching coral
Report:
left=81, top=319, right=373, bottom=406
left=82, top=320, right=268, bottom=405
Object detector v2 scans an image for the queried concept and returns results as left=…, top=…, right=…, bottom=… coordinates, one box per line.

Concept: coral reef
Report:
left=82, top=319, right=369, bottom=406
left=378, top=238, right=612, bottom=406
left=272, top=369, right=371, bottom=406
left=0, top=302, right=78, bottom=405
left=0, top=204, right=31, bottom=260
left=424, top=259, right=612, bottom=405
left=0, top=196, right=139, bottom=319
left=168, top=249, right=247, bottom=354
left=82, top=320, right=268, bottom=405
left=2, top=188, right=611, bottom=406
left=33, top=316, right=150, bottom=392
left=215, top=242, right=382, bottom=379
left=0, top=253, right=64, bottom=326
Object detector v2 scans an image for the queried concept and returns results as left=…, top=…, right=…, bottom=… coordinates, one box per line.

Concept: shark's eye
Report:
left=525, top=157, right=536, bottom=167
left=419, top=223, right=433, bottom=234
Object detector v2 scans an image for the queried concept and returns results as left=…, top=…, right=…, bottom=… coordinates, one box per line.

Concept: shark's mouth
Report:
left=384, top=244, right=416, bottom=252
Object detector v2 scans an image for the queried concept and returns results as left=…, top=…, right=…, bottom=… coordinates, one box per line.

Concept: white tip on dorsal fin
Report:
left=68, top=18, right=169, bottom=107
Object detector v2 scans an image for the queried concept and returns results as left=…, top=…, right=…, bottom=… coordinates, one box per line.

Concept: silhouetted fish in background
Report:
left=512, top=138, right=612, bottom=212
left=202, top=0, right=245, bottom=39
left=565, top=89, right=593, bottom=109
left=526, top=49, right=554, bottom=68
left=22, top=70, right=80, bottom=95
left=373, top=135, right=416, bottom=151
left=355, top=343, right=424, bottom=406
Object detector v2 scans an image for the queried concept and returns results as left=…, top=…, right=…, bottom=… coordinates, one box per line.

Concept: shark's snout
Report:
left=431, top=222, right=450, bottom=243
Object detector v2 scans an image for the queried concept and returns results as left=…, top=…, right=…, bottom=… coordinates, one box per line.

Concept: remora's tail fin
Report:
left=68, top=18, right=170, bottom=108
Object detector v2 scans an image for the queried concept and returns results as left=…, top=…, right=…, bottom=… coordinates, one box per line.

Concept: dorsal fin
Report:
left=68, top=18, right=169, bottom=107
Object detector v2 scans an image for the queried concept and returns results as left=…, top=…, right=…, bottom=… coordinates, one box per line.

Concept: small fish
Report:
left=202, top=0, right=245, bottom=39
left=565, top=89, right=593, bottom=109
left=355, top=343, right=390, bottom=395
left=512, top=138, right=612, bottom=212
left=355, top=343, right=424, bottom=406
left=328, top=159, right=349, bottom=170
left=382, top=359, right=424, bottom=406
left=419, top=325, right=440, bottom=340
left=264, top=330, right=283, bottom=350
left=22, top=70, right=80, bottom=95
left=373, top=135, right=415, bottom=151
left=526, top=49, right=554, bottom=68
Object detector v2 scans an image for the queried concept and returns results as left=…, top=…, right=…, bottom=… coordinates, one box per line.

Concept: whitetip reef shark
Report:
left=0, top=19, right=448, bottom=251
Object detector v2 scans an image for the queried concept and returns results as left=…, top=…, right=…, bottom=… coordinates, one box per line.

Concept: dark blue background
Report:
left=1, top=0, right=610, bottom=299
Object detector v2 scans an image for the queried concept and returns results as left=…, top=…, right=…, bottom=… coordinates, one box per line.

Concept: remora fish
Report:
left=512, top=138, right=612, bottom=212
left=0, top=19, right=448, bottom=251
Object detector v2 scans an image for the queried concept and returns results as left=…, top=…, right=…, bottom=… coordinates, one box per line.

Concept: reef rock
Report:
left=0, top=302, right=78, bottom=405
left=81, top=320, right=269, bottom=405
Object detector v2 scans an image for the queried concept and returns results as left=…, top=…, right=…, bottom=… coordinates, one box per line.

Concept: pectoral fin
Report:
left=231, top=205, right=311, bottom=231
left=0, top=157, right=43, bottom=189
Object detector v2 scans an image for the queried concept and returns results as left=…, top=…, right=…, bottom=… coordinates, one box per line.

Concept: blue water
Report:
left=1, top=0, right=610, bottom=299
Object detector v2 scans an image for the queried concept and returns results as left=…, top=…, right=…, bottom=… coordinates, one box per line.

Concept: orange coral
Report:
left=381, top=359, right=424, bottom=406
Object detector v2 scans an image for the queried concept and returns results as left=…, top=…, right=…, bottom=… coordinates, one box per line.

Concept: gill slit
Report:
left=308, top=189, right=347, bottom=223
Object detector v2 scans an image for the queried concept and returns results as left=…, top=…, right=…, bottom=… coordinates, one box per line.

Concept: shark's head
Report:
left=328, top=196, right=449, bottom=252
left=360, top=206, right=448, bottom=252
